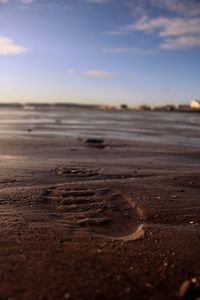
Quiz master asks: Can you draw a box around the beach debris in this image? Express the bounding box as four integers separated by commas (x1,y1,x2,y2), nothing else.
88,137,104,143
144,282,153,288
86,138,104,144
64,292,70,299
163,262,168,267
179,277,200,299
85,138,105,148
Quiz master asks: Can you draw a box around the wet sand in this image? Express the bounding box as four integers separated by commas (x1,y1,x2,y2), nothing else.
0,106,200,300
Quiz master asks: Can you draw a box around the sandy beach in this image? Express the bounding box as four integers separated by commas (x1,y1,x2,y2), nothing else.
0,106,200,300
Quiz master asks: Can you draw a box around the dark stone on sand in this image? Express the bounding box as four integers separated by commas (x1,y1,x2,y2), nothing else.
85,138,106,149
179,277,200,299
86,138,104,144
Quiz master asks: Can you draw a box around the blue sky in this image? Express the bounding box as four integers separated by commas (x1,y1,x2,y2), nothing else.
0,0,200,106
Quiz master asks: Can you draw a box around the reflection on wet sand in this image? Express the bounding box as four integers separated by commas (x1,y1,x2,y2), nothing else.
0,107,200,147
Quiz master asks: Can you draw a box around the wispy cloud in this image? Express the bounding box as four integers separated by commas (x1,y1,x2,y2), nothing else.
151,0,200,17
67,68,116,78
127,15,200,49
105,0,200,50
161,36,200,49
0,37,29,55
125,0,200,18
82,69,115,78
103,47,156,55
130,16,200,37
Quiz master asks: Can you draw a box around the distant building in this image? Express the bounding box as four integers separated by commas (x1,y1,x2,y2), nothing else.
0,103,23,108
190,99,200,109
178,104,190,110
139,105,152,111
120,104,129,110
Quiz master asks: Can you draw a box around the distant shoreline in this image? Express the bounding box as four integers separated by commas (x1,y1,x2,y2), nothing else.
0,102,199,113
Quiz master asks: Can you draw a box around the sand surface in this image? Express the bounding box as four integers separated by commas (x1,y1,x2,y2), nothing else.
0,107,200,300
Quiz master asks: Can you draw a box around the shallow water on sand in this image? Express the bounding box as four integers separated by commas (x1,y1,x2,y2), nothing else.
0,107,200,148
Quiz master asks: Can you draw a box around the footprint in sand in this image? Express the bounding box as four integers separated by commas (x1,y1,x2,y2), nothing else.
42,185,145,241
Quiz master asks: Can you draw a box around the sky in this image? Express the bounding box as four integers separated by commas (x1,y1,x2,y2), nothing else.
0,0,200,106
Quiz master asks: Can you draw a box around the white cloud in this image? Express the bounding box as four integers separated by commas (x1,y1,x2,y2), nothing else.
130,16,200,37
0,0,9,3
0,37,29,55
125,0,200,18
161,36,200,49
82,69,115,78
104,0,200,50
127,15,200,49
150,0,200,17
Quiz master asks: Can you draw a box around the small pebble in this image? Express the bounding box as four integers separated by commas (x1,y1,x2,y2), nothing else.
164,262,168,267
179,277,200,299
144,282,153,288
64,293,70,299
